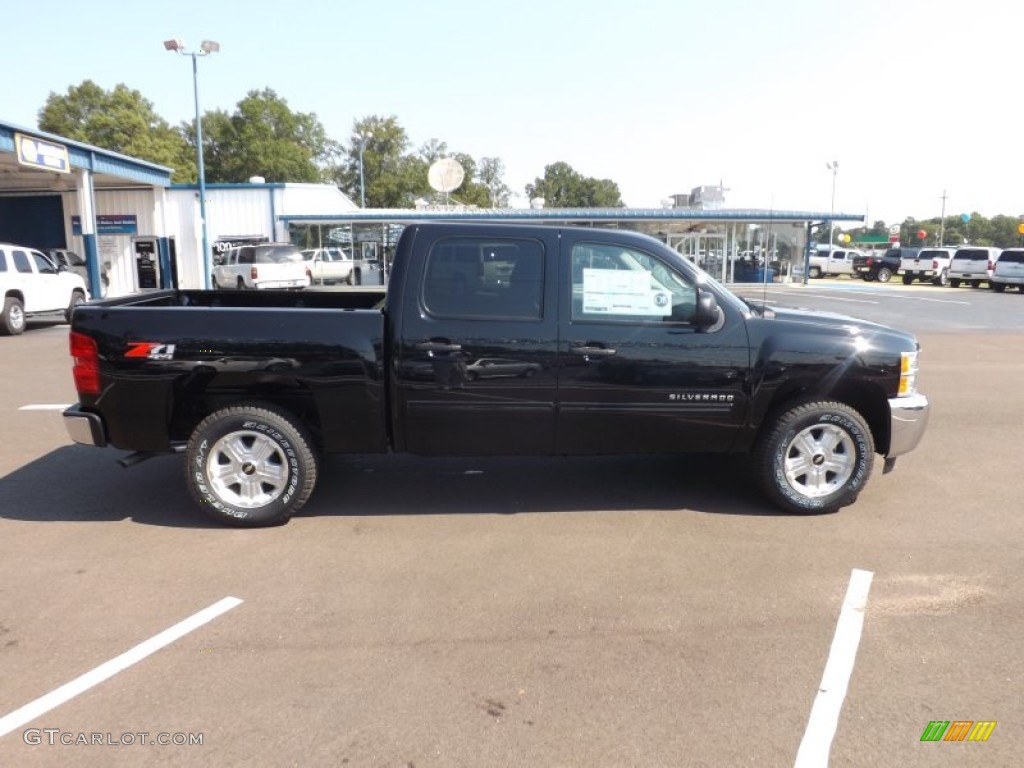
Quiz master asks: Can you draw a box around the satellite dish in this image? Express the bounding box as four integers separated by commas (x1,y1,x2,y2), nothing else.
428,158,465,194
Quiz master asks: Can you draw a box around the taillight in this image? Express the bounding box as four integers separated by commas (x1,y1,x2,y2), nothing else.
866,256,874,265
251,266,259,280
932,259,939,270
988,260,995,271
70,331,100,395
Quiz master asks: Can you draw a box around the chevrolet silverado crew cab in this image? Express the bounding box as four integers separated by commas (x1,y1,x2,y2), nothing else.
898,247,956,285
63,223,930,527
1,243,89,335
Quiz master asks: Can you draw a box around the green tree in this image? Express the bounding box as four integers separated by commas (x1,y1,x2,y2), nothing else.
525,161,623,207
38,80,196,182
196,88,333,183
330,116,434,208
477,157,511,208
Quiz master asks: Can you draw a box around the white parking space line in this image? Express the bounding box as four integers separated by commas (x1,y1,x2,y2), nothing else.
770,292,879,304
794,568,874,768
0,596,243,739
17,404,73,411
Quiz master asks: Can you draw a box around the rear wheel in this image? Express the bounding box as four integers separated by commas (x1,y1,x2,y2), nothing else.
808,266,821,279
970,280,981,288
933,270,949,287
185,403,318,527
754,401,874,514
2,296,26,335
902,274,913,285
65,290,86,323
237,277,247,290
949,278,961,288
876,267,893,283
992,282,1006,293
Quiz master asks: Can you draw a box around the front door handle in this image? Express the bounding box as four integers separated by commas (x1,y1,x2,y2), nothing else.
571,345,616,358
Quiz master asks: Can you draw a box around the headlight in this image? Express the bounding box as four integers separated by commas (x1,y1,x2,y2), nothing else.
898,349,919,396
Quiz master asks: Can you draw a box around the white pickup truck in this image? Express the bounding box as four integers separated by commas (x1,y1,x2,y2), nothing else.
807,247,863,278
1,242,89,334
899,247,955,285
300,248,355,285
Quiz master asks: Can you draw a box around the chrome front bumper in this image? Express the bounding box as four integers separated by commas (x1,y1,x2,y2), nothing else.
887,393,929,458
63,405,107,447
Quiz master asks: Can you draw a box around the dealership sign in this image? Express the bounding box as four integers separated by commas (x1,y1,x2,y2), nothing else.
72,215,139,235
15,133,70,173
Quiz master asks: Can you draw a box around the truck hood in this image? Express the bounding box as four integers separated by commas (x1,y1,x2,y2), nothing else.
752,304,917,347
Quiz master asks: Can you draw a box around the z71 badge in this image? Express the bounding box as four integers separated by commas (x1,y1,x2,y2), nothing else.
124,342,176,360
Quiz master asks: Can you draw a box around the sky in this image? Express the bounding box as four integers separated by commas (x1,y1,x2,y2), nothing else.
3,0,1021,226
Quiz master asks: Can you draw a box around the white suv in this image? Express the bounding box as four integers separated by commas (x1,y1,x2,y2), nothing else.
212,243,310,290
948,246,1001,288
1,243,89,335
990,248,1024,293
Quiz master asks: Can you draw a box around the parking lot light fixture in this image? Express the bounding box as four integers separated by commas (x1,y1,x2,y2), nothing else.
357,132,373,208
826,161,839,251
165,39,220,289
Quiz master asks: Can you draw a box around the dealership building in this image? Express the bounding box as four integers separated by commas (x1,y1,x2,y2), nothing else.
1,120,864,296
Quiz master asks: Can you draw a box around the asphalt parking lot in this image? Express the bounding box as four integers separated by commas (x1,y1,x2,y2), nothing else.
1,281,1021,767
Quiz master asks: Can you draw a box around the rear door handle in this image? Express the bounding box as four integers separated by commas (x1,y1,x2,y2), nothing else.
416,340,463,354
571,345,616,358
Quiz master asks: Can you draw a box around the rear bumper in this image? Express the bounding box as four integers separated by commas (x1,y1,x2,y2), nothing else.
63,405,107,447
887,393,929,458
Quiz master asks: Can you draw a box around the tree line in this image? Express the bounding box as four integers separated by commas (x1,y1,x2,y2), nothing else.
37,81,624,209
821,215,1024,250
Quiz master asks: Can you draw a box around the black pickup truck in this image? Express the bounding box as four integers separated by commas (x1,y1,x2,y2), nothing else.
64,222,929,526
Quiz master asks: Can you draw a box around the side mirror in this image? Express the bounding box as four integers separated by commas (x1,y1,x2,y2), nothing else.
694,290,721,329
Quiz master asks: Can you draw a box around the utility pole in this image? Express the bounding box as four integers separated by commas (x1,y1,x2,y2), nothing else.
939,189,948,246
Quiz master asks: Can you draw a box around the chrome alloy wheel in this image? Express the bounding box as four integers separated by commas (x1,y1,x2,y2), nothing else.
206,430,288,508
782,423,855,499
9,303,24,330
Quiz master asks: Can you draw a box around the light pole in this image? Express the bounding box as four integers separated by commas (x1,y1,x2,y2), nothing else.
356,132,373,208
164,38,219,289
826,160,838,251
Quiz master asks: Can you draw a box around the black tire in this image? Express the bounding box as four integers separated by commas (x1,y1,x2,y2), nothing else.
992,282,1006,293
66,290,86,323
351,269,361,286
949,278,961,288
970,281,980,288
185,403,318,527
876,267,893,283
237,277,247,290
1,296,26,336
808,267,821,279
754,401,874,514
902,274,913,285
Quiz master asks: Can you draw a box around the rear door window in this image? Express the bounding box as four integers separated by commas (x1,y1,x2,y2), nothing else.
13,250,32,273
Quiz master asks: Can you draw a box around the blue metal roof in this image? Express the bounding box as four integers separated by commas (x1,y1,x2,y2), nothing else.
0,119,173,187
280,207,864,224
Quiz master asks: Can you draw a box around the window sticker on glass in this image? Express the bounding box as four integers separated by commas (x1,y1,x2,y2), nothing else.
582,268,671,316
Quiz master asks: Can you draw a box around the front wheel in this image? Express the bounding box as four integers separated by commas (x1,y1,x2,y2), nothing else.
808,266,822,279
876,267,893,283
754,401,875,514
185,403,318,527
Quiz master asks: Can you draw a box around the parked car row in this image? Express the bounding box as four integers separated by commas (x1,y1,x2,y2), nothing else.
845,246,1024,292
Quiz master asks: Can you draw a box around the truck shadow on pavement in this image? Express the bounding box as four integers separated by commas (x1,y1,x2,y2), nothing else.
1,445,795,527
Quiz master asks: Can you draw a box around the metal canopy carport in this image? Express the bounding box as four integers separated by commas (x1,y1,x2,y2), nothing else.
0,119,173,293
